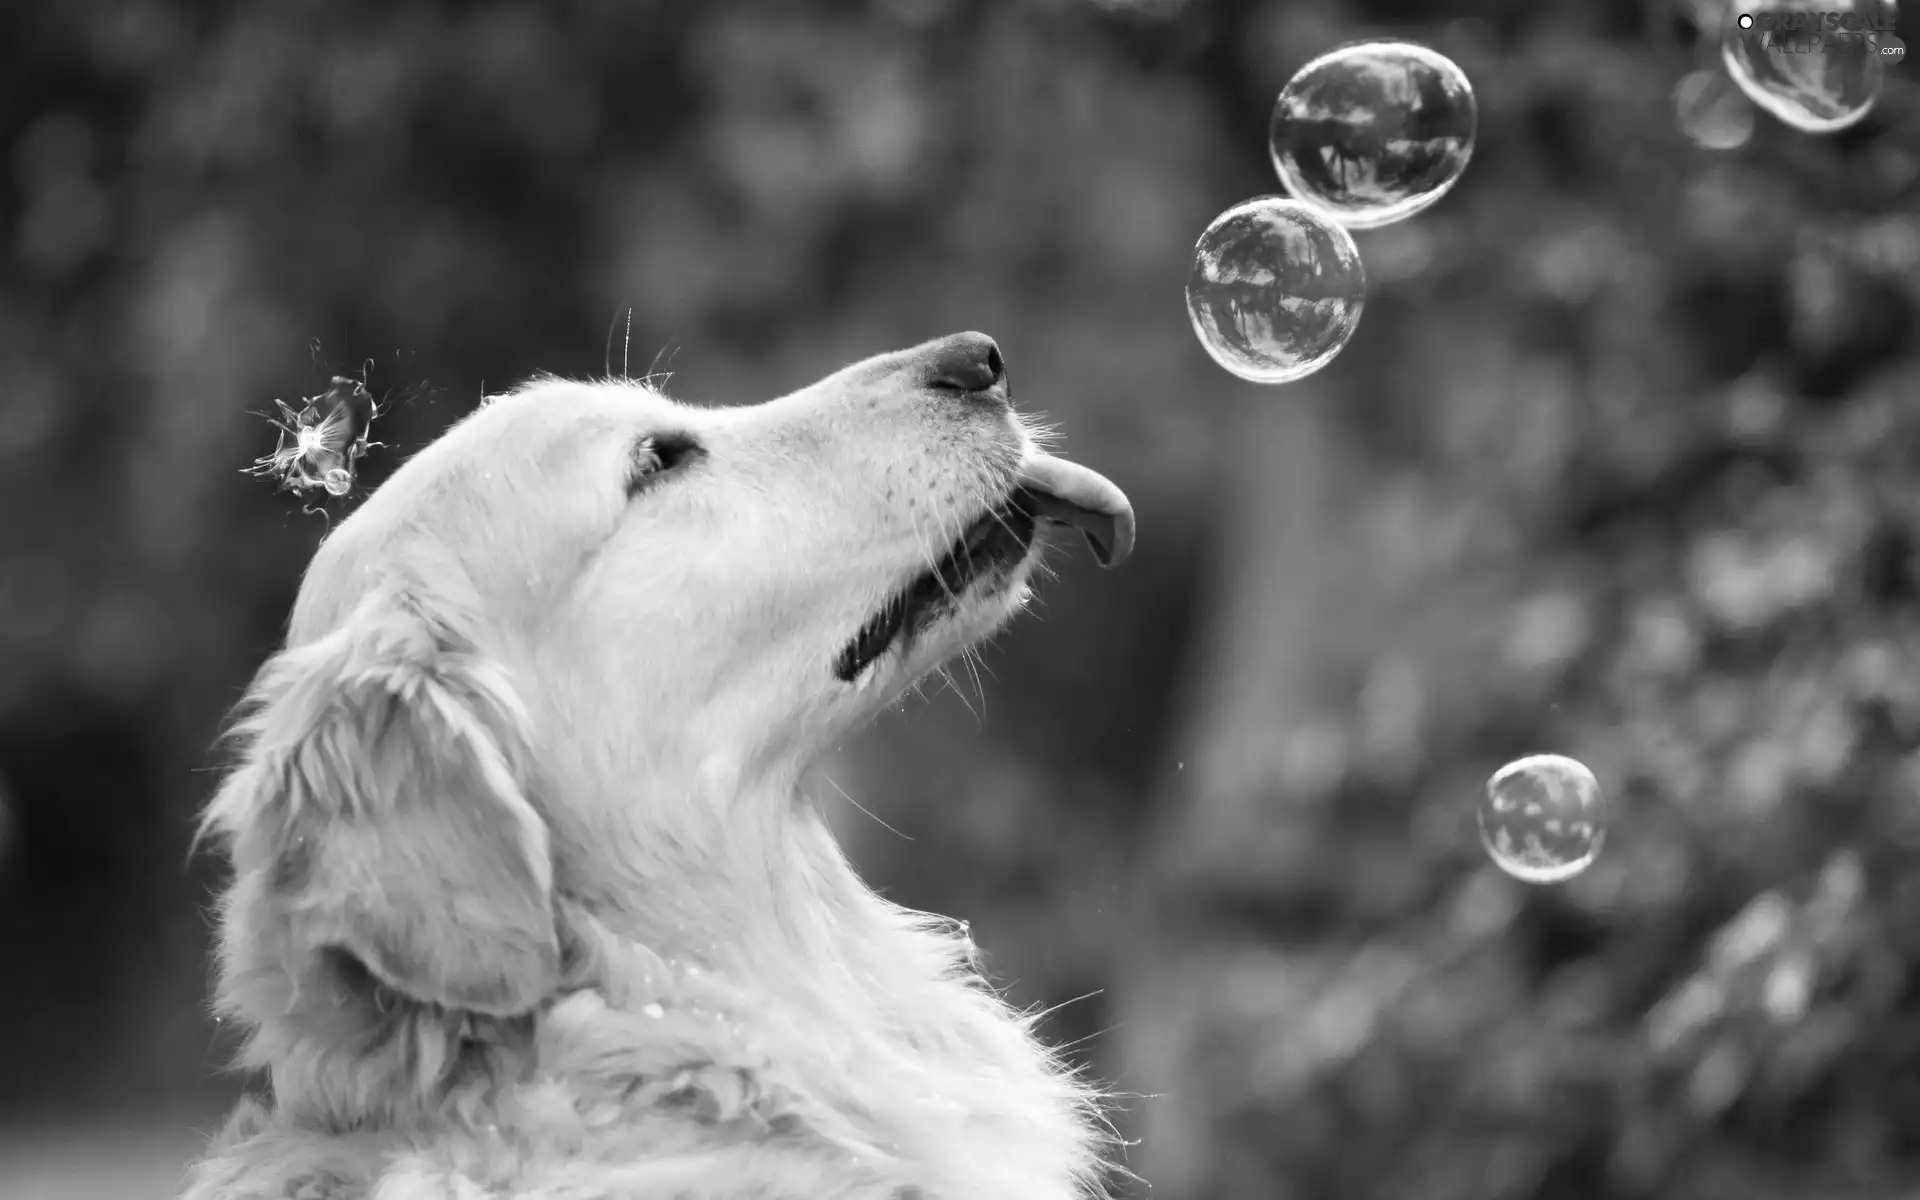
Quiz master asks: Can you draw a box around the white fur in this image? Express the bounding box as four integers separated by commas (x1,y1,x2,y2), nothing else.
184,341,1120,1200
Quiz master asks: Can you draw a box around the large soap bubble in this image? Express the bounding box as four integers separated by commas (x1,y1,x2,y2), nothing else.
1268,40,1477,230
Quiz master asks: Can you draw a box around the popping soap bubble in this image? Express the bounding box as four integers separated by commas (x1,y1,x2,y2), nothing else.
247,376,382,499
1478,753,1609,885
1268,40,1477,231
1722,0,1895,133
1186,196,1367,384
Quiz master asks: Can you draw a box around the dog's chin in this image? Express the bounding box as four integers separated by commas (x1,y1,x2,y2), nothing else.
831,499,1040,685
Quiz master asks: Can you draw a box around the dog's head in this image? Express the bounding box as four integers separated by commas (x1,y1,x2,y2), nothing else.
202,333,1131,1050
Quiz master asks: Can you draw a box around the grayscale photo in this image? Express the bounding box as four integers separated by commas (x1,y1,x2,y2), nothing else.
0,1,1915,1197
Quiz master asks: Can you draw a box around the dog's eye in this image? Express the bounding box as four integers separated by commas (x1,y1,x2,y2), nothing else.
626,431,705,497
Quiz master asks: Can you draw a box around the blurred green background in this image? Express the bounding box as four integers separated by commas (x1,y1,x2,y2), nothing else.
3,0,1919,1196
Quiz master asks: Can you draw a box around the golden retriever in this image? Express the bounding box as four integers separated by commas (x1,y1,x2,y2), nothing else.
182,333,1135,1200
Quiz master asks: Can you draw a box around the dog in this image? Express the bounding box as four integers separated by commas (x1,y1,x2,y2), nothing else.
182,332,1136,1200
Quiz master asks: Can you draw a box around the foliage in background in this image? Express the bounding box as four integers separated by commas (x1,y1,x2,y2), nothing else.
1,1,1917,1197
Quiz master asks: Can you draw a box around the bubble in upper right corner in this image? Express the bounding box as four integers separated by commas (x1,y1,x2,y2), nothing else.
1721,0,1894,134
1268,40,1478,231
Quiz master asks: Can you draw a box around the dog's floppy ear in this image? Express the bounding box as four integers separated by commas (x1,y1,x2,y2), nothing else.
203,577,560,1017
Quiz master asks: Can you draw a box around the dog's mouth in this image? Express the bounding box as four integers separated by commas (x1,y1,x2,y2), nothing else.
832,455,1135,682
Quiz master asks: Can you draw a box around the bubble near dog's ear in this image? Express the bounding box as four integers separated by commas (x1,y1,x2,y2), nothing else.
243,373,387,504
209,583,561,1018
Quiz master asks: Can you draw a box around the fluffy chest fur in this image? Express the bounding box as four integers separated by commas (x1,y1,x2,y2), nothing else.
186,866,1109,1200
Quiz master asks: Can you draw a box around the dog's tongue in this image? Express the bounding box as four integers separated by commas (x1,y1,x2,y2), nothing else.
1018,454,1136,568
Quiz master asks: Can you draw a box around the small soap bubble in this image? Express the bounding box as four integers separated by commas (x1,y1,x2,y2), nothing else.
1186,196,1367,385
1722,0,1893,133
1478,753,1609,885
1268,40,1477,231
322,468,352,496
1675,69,1756,151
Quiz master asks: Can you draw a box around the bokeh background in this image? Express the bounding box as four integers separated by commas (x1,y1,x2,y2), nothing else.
4,0,1920,1196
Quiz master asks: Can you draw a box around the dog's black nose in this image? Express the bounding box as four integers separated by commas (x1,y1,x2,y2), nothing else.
925,332,1006,394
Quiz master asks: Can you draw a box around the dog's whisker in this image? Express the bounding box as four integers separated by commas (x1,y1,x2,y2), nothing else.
1049,1018,1126,1056
646,340,676,383
820,773,912,842
913,502,963,606
959,647,990,716
1016,411,1065,454
941,663,983,727
1023,988,1108,1029
987,505,1024,545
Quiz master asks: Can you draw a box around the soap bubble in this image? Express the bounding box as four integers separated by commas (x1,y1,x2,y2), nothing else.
1478,754,1609,885
246,375,383,499
1675,69,1756,151
1722,0,1894,133
1185,196,1367,385
1268,40,1477,231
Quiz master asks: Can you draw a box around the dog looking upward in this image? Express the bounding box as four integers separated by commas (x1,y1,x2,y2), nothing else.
183,332,1136,1200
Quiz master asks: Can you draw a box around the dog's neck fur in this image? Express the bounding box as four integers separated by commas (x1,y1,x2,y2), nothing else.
220,769,1111,1200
